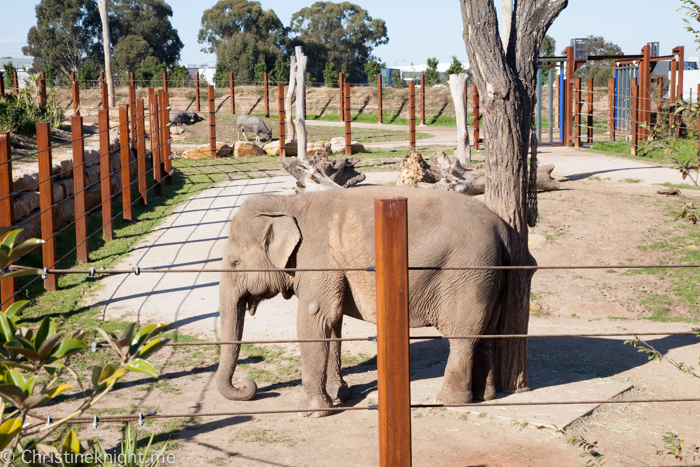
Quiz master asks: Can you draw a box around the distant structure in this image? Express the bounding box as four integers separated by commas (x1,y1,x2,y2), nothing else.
187,64,216,87
380,61,470,87
0,57,33,89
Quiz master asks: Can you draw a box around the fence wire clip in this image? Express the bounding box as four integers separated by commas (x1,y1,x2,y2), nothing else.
45,416,51,427
92,416,98,429
88,267,95,278
167,139,173,144
366,266,375,272
166,106,171,111
168,154,174,160
41,268,48,280
166,122,173,127
133,264,141,276
0,266,9,276
168,170,175,176
369,404,378,410
138,413,144,426
91,341,98,353
368,336,377,343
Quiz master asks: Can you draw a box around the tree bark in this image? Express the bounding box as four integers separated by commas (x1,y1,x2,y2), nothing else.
448,74,471,164
97,0,115,107
286,56,297,142
294,47,308,161
459,0,567,392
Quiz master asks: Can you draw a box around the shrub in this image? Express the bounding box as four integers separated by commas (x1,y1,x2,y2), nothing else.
323,62,337,87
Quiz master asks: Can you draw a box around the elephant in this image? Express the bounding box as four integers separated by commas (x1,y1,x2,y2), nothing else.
216,186,512,417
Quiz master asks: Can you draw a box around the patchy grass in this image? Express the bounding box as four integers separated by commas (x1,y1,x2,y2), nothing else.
591,138,697,166
230,428,301,447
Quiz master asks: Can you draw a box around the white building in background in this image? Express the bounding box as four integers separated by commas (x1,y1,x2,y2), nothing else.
187,64,216,87
380,61,470,87
0,57,34,89
653,57,700,103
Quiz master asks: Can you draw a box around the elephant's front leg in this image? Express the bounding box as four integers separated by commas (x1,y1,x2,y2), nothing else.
297,299,334,417
436,338,478,405
326,314,349,403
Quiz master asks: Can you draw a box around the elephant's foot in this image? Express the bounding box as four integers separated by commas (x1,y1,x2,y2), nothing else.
436,387,473,405
298,394,333,418
326,380,350,403
472,373,496,401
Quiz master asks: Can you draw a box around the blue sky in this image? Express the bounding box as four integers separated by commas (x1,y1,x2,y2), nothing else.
1,0,698,66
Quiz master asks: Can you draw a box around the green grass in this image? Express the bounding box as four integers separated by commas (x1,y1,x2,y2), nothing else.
591,138,698,165
307,111,464,127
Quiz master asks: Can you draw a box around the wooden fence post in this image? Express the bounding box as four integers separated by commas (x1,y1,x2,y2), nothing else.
195,72,201,111
631,78,638,156
574,78,582,147
230,72,235,114
473,83,480,151
339,73,345,121
100,72,108,110
264,72,269,118
587,79,594,144
344,82,351,156
420,74,426,126
670,59,677,136
377,73,383,124
0,133,16,309
163,72,168,91
208,86,217,159
697,84,700,154
71,116,88,263
409,81,416,149
608,78,616,141
118,105,132,222
158,90,169,184
71,72,80,116
98,110,113,240
37,123,58,291
374,196,412,467
162,90,172,185
278,83,286,157
39,72,47,113
13,71,18,94
128,83,136,150
130,72,135,88
135,99,147,206
149,90,162,196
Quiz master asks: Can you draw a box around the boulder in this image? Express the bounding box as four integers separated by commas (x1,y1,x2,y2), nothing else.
657,186,680,196
330,137,365,154
171,127,186,136
13,192,40,220
183,143,233,159
263,140,298,157
234,141,266,158
307,140,332,155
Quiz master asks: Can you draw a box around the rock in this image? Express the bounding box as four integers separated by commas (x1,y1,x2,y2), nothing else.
12,171,39,193
685,202,696,210
307,141,331,155
56,199,75,230
233,141,265,158
183,143,233,159
330,137,365,154
529,302,541,312
657,186,679,196
263,140,297,157
12,192,40,220
55,179,74,201
171,127,186,135
396,150,436,185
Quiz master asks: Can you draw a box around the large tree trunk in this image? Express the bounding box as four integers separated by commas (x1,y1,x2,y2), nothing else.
459,0,567,392
294,47,308,161
447,74,471,164
97,0,115,107
286,56,297,142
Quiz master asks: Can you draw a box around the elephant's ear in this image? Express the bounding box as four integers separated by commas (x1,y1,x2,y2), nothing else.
259,213,301,269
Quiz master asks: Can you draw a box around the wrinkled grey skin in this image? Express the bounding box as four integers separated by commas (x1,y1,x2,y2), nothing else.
169,111,204,125
236,115,272,143
217,186,511,417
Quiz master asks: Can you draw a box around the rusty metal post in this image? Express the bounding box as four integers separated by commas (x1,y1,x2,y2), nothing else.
130,72,135,88
230,72,235,114
135,99,147,206
377,73,383,124
409,81,416,149
71,116,88,263
697,84,700,154
574,78,582,147
670,59,677,135
0,133,16,309
128,83,136,150
208,85,217,159
640,45,651,142
564,46,574,147
195,72,201,111
608,78,616,141
587,79,594,143
148,90,162,196
158,90,169,184
97,110,113,240
162,71,168,91
163,90,172,185
39,72,47,113
37,123,58,291
339,73,345,121
71,72,80,116
676,46,685,101
374,196,412,467
344,82,351,155
100,72,108,110
420,74,426,126
264,72,269,118
631,78,639,156
278,83,286,157
118,105,132,222
13,71,18,94
0,73,4,95
473,83,480,150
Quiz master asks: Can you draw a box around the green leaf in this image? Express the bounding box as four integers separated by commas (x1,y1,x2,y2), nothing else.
0,230,22,254
42,383,74,399
0,313,16,343
35,318,56,350
7,238,44,261
132,324,169,353
0,384,26,407
62,429,81,455
96,327,123,357
126,358,159,378
135,337,169,360
37,332,64,360
0,268,44,279
94,364,127,387
23,394,49,409
48,338,87,360
3,300,29,320
5,346,41,363
0,416,22,451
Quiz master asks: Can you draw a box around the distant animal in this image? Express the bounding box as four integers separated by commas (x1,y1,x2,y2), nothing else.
236,115,272,144
169,111,204,125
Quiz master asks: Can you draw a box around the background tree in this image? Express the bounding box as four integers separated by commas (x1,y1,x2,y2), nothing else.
539,35,556,81
214,33,283,83
254,62,267,84
323,61,338,87
135,55,166,87
2,62,17,83
446,55,466,76
270,60,289,84
570,35,622,87
459,0,568,393
97,0,115,106
23,0,101,79
390,69,405,88
112,34,152,76
424,57,440,86
363,57,384,84
290,1,388,83
680,0,700,49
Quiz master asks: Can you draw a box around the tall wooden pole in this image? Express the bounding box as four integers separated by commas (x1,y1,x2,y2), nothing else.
472,83,480,150
574,78,582,147
195,72,201,111
409,81,416,149
208,85,217,159
13,71,18,94
377,73,383,124
135,99,147,206
608,78,616,142
37,123,57,291
587,79,593,144
278,83,286,157
39,72,47,113
118,104,132,222
100,72,108,110
0,133,16,309
71,115,88,263
344,82,351,156
631,78,639,156
98,110,113,240
339,73,345,121
420,74,426,126
374,196,412,467
71,72,80,116
163,91,172,185
148,90,162,196
230,72,235,114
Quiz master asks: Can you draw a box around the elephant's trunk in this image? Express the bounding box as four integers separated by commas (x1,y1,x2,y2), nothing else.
216,296,258,401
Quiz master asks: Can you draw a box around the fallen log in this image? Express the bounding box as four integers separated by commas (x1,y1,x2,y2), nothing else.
280,153,366,192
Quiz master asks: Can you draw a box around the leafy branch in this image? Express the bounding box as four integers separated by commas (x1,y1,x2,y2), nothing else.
624,330,700,379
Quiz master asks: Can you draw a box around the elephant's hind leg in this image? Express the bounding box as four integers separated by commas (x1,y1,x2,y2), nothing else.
435,338,478,405
326,314,350,403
